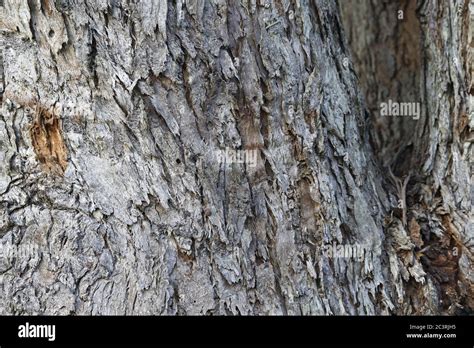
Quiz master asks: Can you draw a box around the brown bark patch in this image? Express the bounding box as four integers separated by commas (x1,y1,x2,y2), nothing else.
30,106,68,175
419,215,463,312
408,217,423,249
40,0,54,16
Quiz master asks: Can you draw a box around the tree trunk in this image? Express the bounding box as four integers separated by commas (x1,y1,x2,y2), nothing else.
0,0,471,315
340,0,473,314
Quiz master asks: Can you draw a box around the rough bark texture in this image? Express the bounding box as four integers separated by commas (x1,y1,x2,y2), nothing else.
0,0,471,315
341,0,473,314
340,0,422,166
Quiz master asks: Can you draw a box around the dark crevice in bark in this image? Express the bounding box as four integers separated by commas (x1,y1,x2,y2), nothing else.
26,0,38,41
341,0,422,178
88,29,99,87
341,0,473,315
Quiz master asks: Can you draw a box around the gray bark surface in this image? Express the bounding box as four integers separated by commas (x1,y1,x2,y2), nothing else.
0,0,471,315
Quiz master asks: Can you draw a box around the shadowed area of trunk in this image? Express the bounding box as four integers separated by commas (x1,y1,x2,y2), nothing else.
340,0,473,314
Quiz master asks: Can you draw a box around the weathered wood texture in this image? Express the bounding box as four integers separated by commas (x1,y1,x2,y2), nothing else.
340,0,421,167
0,0,471,315
341,0,473,314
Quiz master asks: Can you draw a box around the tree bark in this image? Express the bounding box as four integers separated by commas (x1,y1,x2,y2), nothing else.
340,0,473,314
0,0,471,315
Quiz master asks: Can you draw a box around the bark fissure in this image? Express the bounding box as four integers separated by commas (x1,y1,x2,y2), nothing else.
341,0,473,314
0,0,471,315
